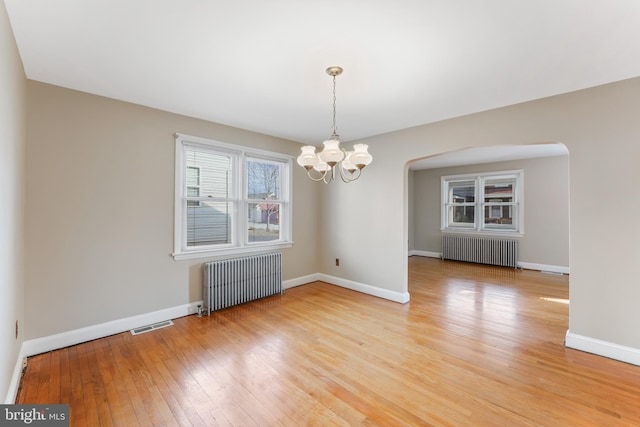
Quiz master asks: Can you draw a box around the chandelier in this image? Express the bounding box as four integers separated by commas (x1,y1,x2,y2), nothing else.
296,66,373,183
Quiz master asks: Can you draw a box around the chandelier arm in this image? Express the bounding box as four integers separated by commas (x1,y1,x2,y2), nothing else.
338,165,362,183
306,167,336,183
322,167,334,184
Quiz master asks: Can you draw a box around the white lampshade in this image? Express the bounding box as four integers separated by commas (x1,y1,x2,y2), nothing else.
341,151,357,172
318,139,345,164
349,144,373,168
297,146,319,168
313,160,330,172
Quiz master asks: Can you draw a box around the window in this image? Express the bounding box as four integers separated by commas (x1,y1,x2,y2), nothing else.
442,170,523,235
174,134,292,260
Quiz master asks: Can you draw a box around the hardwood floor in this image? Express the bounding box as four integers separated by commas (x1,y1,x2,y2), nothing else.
16,257,640,426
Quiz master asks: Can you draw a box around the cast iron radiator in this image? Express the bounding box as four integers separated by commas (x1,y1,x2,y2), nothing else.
442,235,518,268
202,252,282,315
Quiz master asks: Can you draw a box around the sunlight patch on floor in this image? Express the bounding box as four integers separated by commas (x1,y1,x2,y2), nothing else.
540,297,569,305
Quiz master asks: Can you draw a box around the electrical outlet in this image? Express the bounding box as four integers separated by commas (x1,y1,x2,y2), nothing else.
335,258,340,267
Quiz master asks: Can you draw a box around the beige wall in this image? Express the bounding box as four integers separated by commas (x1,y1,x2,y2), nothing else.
0,0,26,402
24,81,320,340
411,155,570,269
322,77,640,350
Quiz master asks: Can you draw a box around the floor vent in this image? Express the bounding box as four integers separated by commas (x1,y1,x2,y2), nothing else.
130,320,174,336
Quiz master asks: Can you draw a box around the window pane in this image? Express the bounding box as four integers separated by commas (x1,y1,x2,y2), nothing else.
449,181,475,203
187,201,232,246
448,205,475,226
185,149,232,198
484,205,515,228
247,158,281,200
186,166,200,186
247,202,280,242
484,178,515,203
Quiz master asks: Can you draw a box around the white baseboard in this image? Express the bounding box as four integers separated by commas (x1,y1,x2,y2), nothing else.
409,250,442,258
284,273,409,303
19,270,409,359
5,347,26,404
408,252,570,275
565,330,640,366
318,273,410,304
283,273,322,289
22,301,203,358
18,269,410,357
518,262,569,275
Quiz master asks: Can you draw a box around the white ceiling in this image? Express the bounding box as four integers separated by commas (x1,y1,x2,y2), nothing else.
5,1,640,146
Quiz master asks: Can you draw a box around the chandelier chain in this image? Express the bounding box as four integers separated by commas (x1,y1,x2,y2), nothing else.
332,74,337,136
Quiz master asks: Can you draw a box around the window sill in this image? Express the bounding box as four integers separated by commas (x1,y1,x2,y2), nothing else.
173,241,293,261
441,229,524,238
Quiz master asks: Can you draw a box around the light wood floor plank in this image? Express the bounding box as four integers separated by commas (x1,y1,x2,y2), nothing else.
16,257,640,426
76,341,109,426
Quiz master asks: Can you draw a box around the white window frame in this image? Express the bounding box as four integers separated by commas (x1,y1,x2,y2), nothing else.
441,170,524,236
173,133,293,260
